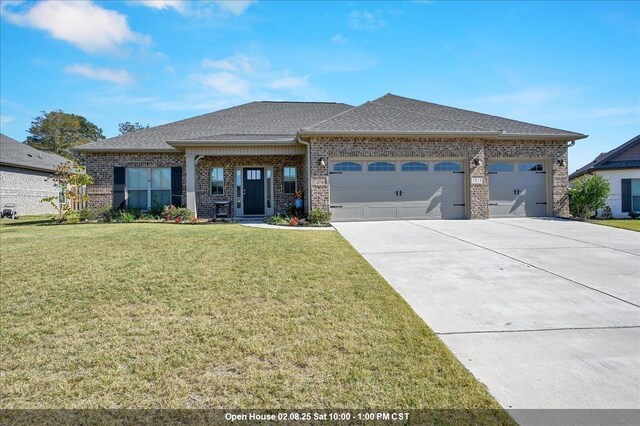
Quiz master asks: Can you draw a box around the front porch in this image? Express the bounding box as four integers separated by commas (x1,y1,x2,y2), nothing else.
186,152,305,219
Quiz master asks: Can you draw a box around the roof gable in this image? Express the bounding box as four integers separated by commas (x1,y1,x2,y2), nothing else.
304,93,585,138
74,101,353,152
0,133,68,172
569,134,640,180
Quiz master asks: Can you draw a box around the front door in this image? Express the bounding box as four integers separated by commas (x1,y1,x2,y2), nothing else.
243,168,265,215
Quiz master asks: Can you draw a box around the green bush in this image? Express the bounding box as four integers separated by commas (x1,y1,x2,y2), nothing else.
307,209,332,226
265,214,291,226
569,175,611,219
162,205,194,222
118,212,136,223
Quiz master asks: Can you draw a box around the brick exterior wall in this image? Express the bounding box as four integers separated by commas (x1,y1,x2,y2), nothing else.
307,136,569,219
0,165,59,215
83,153,186,209
83,138,569,220
195,155,305,218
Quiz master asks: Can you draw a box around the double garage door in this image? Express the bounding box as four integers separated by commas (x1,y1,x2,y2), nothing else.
329,158,549,221
329,159,466,221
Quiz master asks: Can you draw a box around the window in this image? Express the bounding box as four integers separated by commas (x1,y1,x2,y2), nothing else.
126,168,171,210
211,167,224,195
368,161,395,172
236,169,242,209
401,162,428,172
333,161,361,172
632,179,640,212
247,169,261,180
488,162,514,172
284,166,296,194
266,169,273,209
434,161,462,172
150,168,171,208
519,162,544,172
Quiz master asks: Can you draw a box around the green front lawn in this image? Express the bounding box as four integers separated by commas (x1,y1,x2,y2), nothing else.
590,219,640,232
0,221,510,422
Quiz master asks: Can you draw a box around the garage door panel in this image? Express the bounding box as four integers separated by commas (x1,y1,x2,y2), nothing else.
489,161,547,218
329,159,466,221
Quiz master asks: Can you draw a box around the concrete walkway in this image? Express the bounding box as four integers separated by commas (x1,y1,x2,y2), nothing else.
333,218,640,424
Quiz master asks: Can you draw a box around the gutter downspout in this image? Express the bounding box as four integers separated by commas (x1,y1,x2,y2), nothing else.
297,134,312,213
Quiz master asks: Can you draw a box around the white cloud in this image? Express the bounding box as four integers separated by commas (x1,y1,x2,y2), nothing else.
2,1,149,54
331,34,347,44
135,1,188,13
0,115,15,126
133,0,254,17
214,0,255,16
193,72,250,97
201,55,255,73
64,64,135,85
191,53,311,100
268,76,308,90
348,10,387,30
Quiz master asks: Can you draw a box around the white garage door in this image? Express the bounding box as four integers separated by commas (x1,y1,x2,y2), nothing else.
488,160,548,217
329,159,465,221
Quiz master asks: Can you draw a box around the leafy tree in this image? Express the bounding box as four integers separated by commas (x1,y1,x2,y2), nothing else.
569,174,611,219
26,110,105,159
119,121,149,135
41,162,94,223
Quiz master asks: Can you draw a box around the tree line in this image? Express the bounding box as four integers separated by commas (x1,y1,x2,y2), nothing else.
23,110,148,161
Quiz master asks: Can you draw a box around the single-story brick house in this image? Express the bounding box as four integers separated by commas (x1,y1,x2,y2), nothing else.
0,133,68,215
569,134,640,218
73,94,586,221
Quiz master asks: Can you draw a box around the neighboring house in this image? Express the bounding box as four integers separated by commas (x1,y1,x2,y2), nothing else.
0,133,68,215
73,94,586,221
569,135,640,218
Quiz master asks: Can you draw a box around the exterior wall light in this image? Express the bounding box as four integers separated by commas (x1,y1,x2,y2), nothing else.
472,158,480,166
318,158,326,166
557,159,565,167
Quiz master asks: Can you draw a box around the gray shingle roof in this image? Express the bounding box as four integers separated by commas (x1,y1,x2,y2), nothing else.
74,101,353,152
0,133,69,172
304,93,586,138
569,134,640,180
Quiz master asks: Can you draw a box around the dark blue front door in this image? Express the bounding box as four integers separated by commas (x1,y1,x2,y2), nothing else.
243,168,265,215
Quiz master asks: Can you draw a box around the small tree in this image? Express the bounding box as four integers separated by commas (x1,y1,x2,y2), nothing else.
118,121,149,135
42,163,94,223
568,174,611,219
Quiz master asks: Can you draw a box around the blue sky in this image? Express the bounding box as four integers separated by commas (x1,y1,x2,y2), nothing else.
1,0,638,172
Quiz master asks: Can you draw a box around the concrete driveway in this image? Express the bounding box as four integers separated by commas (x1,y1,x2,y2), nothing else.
333,218,640,423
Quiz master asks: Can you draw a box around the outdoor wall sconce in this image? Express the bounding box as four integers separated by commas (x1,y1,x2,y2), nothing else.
318,158,326,166
472,158,481,166
557,159,565,167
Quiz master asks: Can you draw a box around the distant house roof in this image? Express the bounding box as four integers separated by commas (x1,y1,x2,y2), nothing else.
73,94,586,153
0,133,69,172
569,134,640,180
73,101,353,152
301,94,586,139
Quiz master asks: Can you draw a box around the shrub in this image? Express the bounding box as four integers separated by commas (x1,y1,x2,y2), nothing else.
289,216,300,226
598,205,613,220
630,211,640,219
568,175,611,219
162,205,194,222
118,212,136,223
307,209,331,226
265,214,291,226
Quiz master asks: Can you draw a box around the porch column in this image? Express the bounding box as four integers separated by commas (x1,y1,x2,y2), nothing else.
186,153,197,216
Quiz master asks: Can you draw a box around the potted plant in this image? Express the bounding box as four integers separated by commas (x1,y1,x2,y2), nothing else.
294,189,304,210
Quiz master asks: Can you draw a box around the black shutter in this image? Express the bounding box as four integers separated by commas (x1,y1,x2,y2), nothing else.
621,179,631,213
113,167,126,210
171,166,183,206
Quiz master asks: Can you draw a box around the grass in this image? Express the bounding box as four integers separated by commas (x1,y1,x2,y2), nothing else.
590,219,640,232
0,220,512,423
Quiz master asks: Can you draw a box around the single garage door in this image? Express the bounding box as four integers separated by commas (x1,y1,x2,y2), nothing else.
329,159,465,221
488,160,548,217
